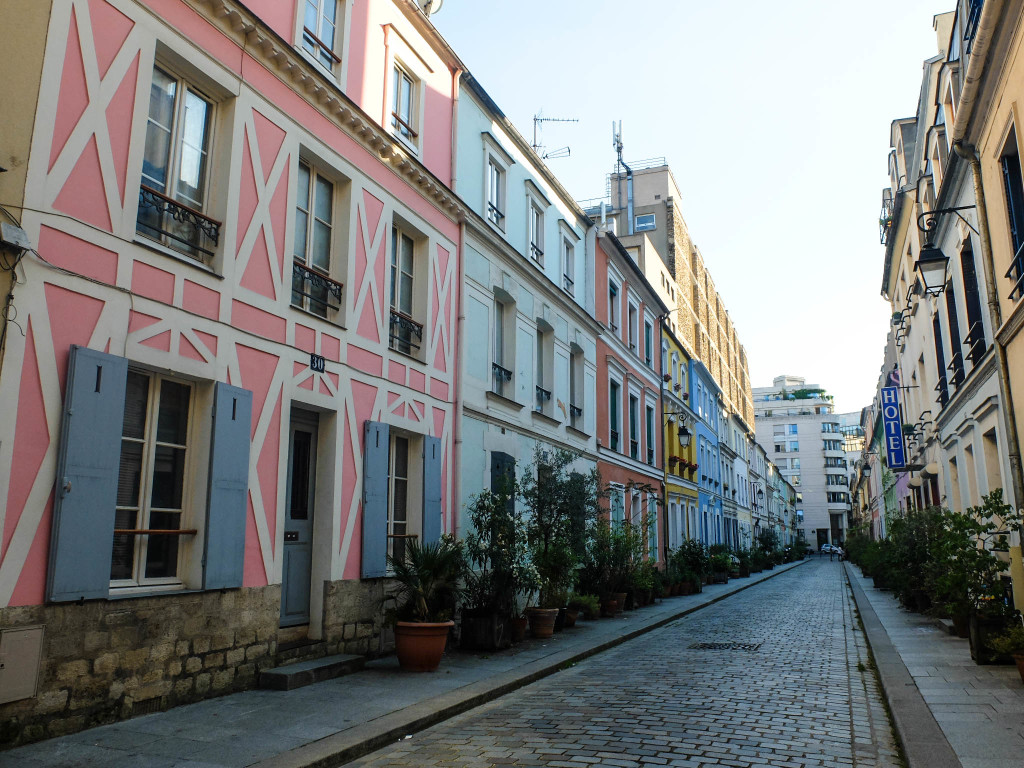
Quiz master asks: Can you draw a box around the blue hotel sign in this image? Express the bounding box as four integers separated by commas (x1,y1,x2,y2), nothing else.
881,387,906,469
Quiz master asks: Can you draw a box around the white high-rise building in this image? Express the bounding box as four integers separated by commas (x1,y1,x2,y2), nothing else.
753,375,850,547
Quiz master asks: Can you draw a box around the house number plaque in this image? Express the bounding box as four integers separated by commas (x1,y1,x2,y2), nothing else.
310,353,326,373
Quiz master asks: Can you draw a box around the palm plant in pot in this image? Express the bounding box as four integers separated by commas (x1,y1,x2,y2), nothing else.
387,535,465,672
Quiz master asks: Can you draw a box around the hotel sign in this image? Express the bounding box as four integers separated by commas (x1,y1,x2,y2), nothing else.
881,387,906,469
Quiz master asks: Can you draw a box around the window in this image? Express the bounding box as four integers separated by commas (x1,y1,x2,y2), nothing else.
645,404,655,465
389,226,421,355
569,348,583,429
387,434,413,565
492,298,513,397
960,242,986,364
610,485,625,524
112,372,192,585
302,0,341,70
1002,127,1024,299
628,302,639,353
789,441,799,452
787,424,798,435
644,319,654,367
529,201,544,264
138,65,219,261
391,64,418,149
608,280,619,331
487,157,505,228
609,380,620,451
292,161,342,318
635,213,656,232
562,236,575,294
535,328,552,415
629,394,639,460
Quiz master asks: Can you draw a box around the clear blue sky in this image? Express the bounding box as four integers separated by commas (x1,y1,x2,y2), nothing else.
432,0,946,413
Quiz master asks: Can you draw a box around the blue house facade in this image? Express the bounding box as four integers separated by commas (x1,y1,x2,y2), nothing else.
691,359,723,545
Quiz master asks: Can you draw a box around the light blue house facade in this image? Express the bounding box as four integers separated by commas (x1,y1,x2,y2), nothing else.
691,359,723,545
454,75,600,523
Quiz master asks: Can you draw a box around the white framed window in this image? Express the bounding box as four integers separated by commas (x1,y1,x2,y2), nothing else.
569,345,584,429
301,0,342,71
487,157,505,228
635,213,656,232
386,433,422,567
292,160,342,318
609,484,625,524
559,221,579,296
643,317,654,367
389,224,422,356
528,200,544,264
627,300,639,354
609,377,621,452
629,393,639,460
138,65,217,262
391,63,418,149
112,372,193,587
608,279,620,332
645,403,656,465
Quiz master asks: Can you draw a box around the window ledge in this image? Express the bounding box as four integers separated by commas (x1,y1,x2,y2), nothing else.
531,409,561,427
485,390,524,410
566,425,591,439
289,303,347,331
106,584,210,600
133,236,223,279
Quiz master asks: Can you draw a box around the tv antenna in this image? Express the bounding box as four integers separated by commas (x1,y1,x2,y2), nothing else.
532,111,578,160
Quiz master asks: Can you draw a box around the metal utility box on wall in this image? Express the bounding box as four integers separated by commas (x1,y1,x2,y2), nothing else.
0,626,44,704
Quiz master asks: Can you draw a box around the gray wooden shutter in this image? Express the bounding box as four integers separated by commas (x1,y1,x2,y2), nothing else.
46,346,128,602
422,436,442,545
203,382,253,590
361,421,389,578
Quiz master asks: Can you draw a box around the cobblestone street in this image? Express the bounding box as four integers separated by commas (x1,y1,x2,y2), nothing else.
350,560,900,768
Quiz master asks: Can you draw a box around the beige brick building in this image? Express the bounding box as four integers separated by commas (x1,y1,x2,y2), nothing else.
590,162,754,427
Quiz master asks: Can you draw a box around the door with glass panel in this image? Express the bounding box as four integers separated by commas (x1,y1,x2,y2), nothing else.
281,410,318,627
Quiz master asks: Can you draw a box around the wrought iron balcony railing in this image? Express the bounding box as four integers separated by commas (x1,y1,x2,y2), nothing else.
530,243,544,263
610,429,619,452
302,26,341,68
630,439,639,460
292,261,343,317
535,385,551,412
963,321,987,366
569,403,583,429
947,353,965,388
935,375,949,408
1005,240,1024,300
492,362,513,397
563,274,574,293
137,184,221,261
879,189,894,245
646,447,655,465
389,309,423,355
487,202,504,226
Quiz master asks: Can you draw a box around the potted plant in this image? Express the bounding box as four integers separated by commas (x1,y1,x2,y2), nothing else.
988,618,1024,682
519,448,601,637
387,535,465,672
568,592,600,620
709,551,731,583
460,477,530,651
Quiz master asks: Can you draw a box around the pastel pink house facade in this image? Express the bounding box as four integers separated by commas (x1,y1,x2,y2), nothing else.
0,0,464,743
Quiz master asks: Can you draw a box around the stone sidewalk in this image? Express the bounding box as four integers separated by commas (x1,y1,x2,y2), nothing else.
1,560,807,768
846,563,1024,768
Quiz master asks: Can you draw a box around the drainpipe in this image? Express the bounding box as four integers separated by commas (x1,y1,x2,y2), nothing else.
953,140,1024,608
658,314,670,554
451,67,464,538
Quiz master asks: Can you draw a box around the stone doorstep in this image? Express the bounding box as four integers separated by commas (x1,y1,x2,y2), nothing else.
933,617,957,636
259,654,366,691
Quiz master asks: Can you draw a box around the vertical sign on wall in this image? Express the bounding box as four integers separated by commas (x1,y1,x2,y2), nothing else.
880,387,906,469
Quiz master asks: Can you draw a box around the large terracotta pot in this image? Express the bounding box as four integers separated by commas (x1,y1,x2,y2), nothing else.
563,607,579,628
600,598,619,617
1014,654,1024,684
510,615,528,643
526,607,559,638
394,621,453,672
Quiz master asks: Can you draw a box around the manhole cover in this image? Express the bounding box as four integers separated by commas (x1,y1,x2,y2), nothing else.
687,641,762,651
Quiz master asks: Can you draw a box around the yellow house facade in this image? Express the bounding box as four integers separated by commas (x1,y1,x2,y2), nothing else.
662,325,699,548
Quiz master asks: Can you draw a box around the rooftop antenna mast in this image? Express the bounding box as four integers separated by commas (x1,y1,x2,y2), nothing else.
613,120,634,235
532,111,578,159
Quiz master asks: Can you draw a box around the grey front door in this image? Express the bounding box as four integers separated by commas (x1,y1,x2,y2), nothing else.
281,410,318,627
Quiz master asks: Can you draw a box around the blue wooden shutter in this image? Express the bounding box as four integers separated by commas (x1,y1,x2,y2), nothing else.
361,421,389,578
46,346,128,602
203,382,253,590
422,436,442,545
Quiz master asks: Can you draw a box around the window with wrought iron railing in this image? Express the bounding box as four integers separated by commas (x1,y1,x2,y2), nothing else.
492,362,513,398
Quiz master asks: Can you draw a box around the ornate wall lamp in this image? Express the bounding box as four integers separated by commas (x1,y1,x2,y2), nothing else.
914,206,978,296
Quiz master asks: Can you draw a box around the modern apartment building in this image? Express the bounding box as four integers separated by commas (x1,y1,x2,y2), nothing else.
753,375,849,547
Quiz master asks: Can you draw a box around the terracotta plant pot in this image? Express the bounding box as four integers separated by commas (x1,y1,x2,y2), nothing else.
526,607,559,638
601,598,620,617
612,592,628,613
1014,653,1024,684
394,621,454,672
510,615,528,643
563,607,579,628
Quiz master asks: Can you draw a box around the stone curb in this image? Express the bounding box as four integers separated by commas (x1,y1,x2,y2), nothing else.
255,558,809,768
843,562,962,768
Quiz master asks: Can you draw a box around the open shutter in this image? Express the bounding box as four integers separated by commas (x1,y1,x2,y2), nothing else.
203,382,253,590
46,346,128,602
361,421,389,578
422,436,442,545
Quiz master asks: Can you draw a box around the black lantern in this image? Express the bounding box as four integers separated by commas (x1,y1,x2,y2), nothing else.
914,244,949,296
862,464,872,478
678,425,692,448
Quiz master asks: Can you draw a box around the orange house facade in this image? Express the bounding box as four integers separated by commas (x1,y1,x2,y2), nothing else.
594,232,668,559
0,0,465,743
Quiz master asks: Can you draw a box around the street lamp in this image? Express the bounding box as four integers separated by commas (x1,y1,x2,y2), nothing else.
861,464,871,478
678,425,692,448
914,245,950,297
